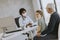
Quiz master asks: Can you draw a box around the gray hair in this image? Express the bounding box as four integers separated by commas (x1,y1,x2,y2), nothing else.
46,3,55,11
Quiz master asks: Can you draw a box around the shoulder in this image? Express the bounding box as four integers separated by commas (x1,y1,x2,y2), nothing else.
40,17,45,22
41,17,46,25
26,16,31,19
53,12,59,17
52,12,59,19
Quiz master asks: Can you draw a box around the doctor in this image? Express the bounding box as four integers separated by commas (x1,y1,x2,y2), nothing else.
19,8,33,40
19,8,33,29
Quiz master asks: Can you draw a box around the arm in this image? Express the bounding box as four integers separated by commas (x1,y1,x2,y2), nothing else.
26,16,34,27
19,18,24,28
46,14,58,34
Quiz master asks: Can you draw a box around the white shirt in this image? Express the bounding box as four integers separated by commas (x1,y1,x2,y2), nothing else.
19,16,33,29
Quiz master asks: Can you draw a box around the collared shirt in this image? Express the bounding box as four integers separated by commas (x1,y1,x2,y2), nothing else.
19,16,33,29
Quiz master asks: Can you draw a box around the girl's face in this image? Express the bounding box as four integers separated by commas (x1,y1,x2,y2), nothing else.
35,12,41,20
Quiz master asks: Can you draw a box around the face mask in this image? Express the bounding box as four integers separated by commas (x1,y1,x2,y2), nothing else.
22,13,27,17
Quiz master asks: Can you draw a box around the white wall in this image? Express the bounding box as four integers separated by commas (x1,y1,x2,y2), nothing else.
32,0,41,12
55,0,60,15
0,0,35,21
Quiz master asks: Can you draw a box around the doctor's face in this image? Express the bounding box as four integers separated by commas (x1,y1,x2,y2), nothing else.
22,11,27,17
35,12,41,20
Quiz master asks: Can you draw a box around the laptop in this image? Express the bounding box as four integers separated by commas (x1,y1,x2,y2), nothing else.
0,16,21,34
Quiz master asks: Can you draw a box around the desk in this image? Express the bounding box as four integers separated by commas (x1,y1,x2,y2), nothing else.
2,26,37,40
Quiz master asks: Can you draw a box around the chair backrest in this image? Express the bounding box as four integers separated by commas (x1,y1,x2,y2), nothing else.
0,16,17,33
15,17,20,28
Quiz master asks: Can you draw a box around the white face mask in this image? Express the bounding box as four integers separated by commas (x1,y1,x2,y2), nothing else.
22,13,27,17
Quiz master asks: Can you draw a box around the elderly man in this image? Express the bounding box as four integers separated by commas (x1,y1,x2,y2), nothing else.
41,3,60,39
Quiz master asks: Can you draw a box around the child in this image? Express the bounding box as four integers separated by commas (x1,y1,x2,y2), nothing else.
33,10,46,40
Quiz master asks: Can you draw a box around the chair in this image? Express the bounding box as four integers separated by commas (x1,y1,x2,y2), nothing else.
15,17,20,28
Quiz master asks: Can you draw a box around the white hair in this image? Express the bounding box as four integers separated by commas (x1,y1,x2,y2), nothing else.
46,3,55,11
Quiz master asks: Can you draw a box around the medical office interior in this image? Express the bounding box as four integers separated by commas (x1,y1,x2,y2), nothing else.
0,0,60,40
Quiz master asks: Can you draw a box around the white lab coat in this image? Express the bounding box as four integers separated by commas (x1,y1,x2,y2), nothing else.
19,16,34,39
19,16,33,29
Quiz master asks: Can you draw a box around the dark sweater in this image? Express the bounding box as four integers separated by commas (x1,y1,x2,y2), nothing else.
42,12,60,35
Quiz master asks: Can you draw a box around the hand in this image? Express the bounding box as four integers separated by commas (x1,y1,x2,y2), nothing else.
26,23,32,28
40,34,47,37
37,25,41,32
36,25,41,37
36,31,41,37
